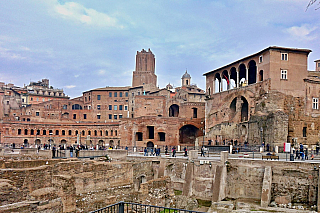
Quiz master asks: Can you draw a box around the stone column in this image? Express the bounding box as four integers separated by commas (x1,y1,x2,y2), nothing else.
189,150,198,160
236,71,239,88
261,166,272,207
246,68,249,85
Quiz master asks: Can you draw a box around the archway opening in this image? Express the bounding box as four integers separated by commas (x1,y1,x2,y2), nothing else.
222,70,229,91
179,125,199,145
239,64,246,86
248,60,257,84
169,104,179,117
230,67,237,89
241,96,249,122
230,98,237,118
23,139,29,147
214,73,221,93
147,141,154,147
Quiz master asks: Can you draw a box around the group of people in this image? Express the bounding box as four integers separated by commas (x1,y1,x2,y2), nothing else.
293,143,314,160
144,147,161,156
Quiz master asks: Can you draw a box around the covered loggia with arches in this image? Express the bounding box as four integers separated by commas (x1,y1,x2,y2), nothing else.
179,124,199,145
208,58,263,95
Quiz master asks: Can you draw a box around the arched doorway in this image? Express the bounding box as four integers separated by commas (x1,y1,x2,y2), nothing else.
241,97,249,122
109,140,114,148
23,139,29,148
169,104,179,117
230,67,237,89
35,139,41,146
147,141,154,147
215,73,221,93
179,125,199,144
222,70,229,91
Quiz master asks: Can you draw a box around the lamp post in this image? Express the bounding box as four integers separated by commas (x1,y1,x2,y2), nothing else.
203,129,205,147
260,127,263,149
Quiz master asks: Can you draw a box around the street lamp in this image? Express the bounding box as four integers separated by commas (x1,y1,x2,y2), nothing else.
260,127,263,147
202,129,205,147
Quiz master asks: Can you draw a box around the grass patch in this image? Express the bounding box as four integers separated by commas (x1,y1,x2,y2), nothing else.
174,190,182,195
196,199,212,207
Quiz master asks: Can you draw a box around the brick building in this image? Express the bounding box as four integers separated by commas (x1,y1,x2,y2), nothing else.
0,49,205,148
204,46,320,148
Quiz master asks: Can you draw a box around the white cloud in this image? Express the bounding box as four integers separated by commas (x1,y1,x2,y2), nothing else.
286,24,317,41
54,1,123,28
74,74,79,78
0,46,26,60
65,85,76,89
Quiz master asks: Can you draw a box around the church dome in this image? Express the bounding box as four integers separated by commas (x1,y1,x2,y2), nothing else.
182,70,191,79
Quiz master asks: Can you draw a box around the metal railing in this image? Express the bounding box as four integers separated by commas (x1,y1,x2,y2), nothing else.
90,201,205,213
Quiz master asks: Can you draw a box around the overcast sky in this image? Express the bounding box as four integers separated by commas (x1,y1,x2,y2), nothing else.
0,0,319,98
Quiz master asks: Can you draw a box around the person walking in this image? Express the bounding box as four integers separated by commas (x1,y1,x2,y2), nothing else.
52,146,56,158
172,146,176,157
201,146,205,157
184,147,188,157
70,146,74,158
144,147,148,156
165,145,168,155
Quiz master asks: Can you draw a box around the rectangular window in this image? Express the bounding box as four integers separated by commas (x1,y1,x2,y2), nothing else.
125,92,128,97
114,105,117,110
114,114,117,119
73,114,76,119
147,126,154,139
281,69,287,80
84,114,87,119
97,95,101,100
109,92,112,97
313,98,319,109
63,105,67,109
97,114,101,119
109,114,112,119
259,55,263,63
42,98,45,102
119,105,123,110
138,92,140,95
36,112,39,116
124,105,128,111
303,127,307,137
318,62,320,67
109,105,112,110
97,105,101,110
281,53,288,61
119,92,122,97
37,98,39,101
114,92,117,97
119,114,123,119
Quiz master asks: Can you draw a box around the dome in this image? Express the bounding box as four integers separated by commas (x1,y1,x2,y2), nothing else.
182,70,191,79
166,83,173,89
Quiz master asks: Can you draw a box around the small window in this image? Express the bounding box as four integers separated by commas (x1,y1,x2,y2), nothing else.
73,114,76,119
138,92,140,95
281,69,287,80
119,105,123,110
259,55,263,63
62,130,65,135
97,105,101,110
119,92,122,97
84,114,87,119
114,105,117,110
109,92,112,97
281,53,288,61
313,98,319,109
97,95,101,100
114,92,117,97
124,105,128,111
36,112,40,116
114,114,117,119
63,105,67,109
68,130,72,135
125,92,128,97
18,129,22,135
88,105,91,109
318,62,320,67
119,114,123,119
109,105,112,110
97,114,101,119
109,114,112,119
55,130,59,135
43,130,46,135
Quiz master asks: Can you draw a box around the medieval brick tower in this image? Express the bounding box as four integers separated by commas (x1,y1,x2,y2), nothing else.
132,49,157,89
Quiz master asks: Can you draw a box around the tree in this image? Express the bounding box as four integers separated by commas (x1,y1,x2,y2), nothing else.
306,0,320,11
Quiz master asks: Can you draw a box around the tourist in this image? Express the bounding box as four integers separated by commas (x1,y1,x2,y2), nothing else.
305,148,309,160
201,146,205,157
184,147,188,157
144,147,148,156
70,146,74,158
52,146,56,158
172,146,176,157
165,145,168,155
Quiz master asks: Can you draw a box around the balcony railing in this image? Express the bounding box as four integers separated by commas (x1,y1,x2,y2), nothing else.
89,201,205,213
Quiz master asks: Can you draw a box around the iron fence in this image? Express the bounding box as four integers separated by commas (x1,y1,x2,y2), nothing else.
90,201,205,213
